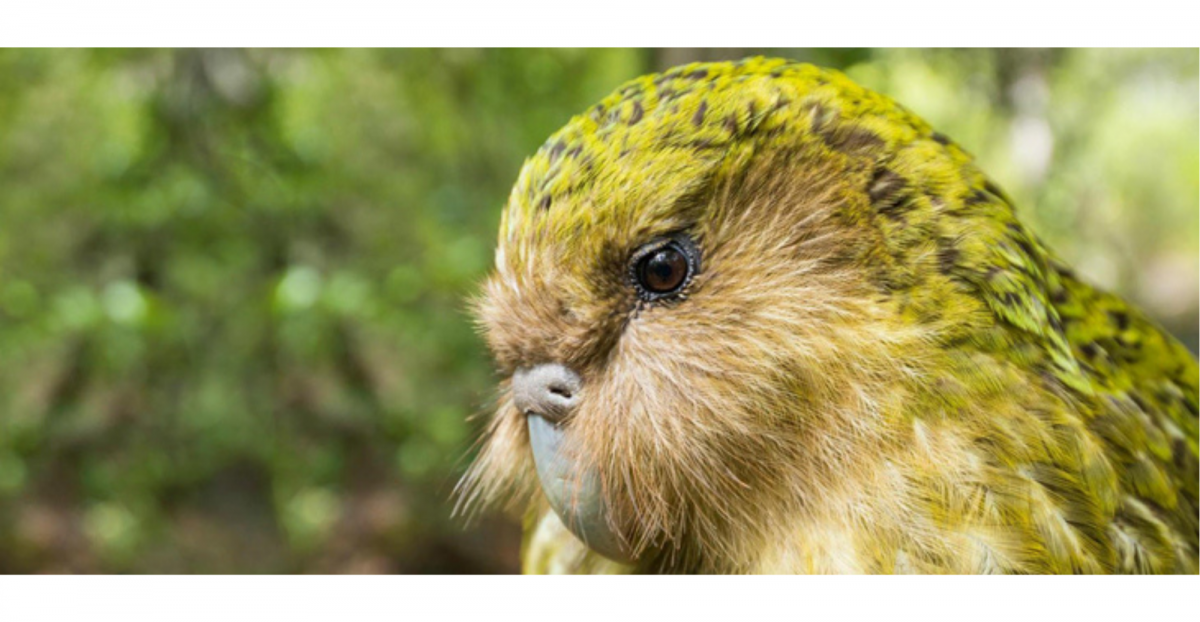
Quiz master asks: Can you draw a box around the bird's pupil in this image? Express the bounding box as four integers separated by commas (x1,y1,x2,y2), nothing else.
641,247,688,293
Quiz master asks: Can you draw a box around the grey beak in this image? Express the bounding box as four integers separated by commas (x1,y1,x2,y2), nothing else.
526,413,634,564
514,363,634,564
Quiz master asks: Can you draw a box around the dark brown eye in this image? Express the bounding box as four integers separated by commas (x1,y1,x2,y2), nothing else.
630,237,698,301
638,247,688,293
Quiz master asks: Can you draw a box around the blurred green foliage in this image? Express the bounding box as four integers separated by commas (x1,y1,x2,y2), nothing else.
0,49,1195,573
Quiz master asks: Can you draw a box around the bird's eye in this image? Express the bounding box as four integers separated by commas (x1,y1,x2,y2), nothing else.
639,247,688,293
630,236,699,301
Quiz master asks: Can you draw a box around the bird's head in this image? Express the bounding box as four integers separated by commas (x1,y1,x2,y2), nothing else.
459,58,1003,569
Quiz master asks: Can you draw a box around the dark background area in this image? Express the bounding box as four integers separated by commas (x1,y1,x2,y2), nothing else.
0,48,1195,573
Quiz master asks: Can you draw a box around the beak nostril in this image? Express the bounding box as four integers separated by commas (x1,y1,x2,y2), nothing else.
548,385,572,399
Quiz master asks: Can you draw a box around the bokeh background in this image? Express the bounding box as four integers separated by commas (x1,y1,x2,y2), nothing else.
0,48,1196,573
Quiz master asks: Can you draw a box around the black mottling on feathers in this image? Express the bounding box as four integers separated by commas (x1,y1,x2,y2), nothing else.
1109,310,1131,331
818,124,884,154
764,122,789,140
879,194,918,220
984,180,1010,205
1173,438,1193,469
868,168,907,204
965,189,991,206
1006,226,1038,260
723,113,739,135
629,100,644,125
807,102,829,132
937,245,961,275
